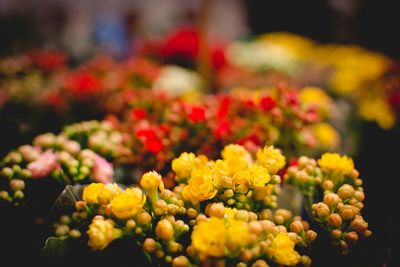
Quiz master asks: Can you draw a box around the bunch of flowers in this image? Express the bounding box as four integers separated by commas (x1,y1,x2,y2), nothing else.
219,32,398,129
47,144,319,267
284,153,370,253
110,84,339,176
0,119,132,206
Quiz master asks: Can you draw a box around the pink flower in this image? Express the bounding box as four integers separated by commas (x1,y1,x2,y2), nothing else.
27,151,59,179
92,155,114,183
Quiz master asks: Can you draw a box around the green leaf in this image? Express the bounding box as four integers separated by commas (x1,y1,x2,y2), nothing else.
41,236,69,258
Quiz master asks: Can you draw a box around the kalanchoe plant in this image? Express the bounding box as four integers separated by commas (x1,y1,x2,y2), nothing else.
284,153,371,253
44,144,345,267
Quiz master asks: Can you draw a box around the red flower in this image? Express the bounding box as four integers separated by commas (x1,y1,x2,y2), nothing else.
161,28,199,59
145,138,163,154
188,106,206,122
214,120,230,139
65,72,103,101
217,96,230,119
136,128,157,139
131,108,147,120
389,92,400,109
211,45,227,70
30,50,67,71
260,96,276,111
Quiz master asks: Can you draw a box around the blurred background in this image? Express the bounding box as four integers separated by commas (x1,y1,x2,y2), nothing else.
1,1,399,266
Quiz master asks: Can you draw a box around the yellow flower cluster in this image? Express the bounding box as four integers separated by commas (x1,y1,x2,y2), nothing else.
312,123,340,150
175,144,281,209
318,153,354,176
358,97,395,129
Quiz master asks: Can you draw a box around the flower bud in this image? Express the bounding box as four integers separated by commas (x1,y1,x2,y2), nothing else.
1,167,13,177
55,224,70,236
168,241,183,253
328,213,342,228
345,231,358,244
207,203,225,218
137,212,152,225
75,200,86,211
331,229,342,239
167,204,179,215
323,193,341,207
235,210,250,222
154,199,168,216
354,191,365,202
300,255,312,267
140,171,164,191
252,259,269,267
364,230,372,237
259,209,272,220
187,208,198,218
249,221,263,235
290,220,304,233
69,229,81,239
306,230,317,242
339,205,356,220
240,249,252,262
13,190,24,199
313,203,330,219
156,219,174,240
322,180,334,190
351,217,368,233
10,179,25,191
60,215,71,225
126,219,136,229
337,184,355,199
172,256,189,267
143,238,156,253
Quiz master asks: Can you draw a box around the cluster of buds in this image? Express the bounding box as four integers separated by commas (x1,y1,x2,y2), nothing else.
284,153,371,253
0,130,114,204
60,120,132,161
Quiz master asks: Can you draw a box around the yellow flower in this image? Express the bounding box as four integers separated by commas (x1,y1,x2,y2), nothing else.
172,152,200,179
358,97,395,129
140,171,164,192
221,144,251,162
224,207,237,220
187,168,217,201
268,233,300,266
299,86,333,113
232,169,251,185
256,146,286,174
226,219,250,248
253,184,275,201
97,183,122,205
247,165,271,188
313,123,340,150
318,153,354,176
192,217,226,257
87,217,121,250
83,183,107,205
110,188,146,220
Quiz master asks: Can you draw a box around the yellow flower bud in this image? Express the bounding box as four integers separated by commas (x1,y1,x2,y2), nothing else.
306,230,317,242
328,213,342,228
331,229,342,239
339,205,356,220
156,219,174,240
323,193,341,207
337,184,355,199
137,212,152,225
143,238,156,253
252,259,269,267
345,231,358,244
290,220,304,234
172,255,189,267
207,203,225,218
313,203,330,219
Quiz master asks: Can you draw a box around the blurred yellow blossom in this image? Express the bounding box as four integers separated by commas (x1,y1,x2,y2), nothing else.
358,97,395,129
172,152,200,179
300,86,333,114
256,146,286,174
313,123,340,150
192,217,226,258
87,217,121,250
247,165,271,188
268,232,300,266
